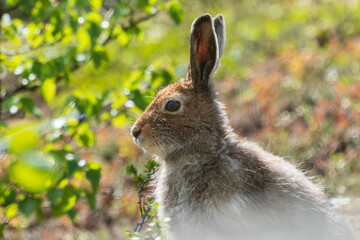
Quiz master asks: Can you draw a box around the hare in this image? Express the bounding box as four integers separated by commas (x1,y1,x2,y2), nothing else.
131,13,356,240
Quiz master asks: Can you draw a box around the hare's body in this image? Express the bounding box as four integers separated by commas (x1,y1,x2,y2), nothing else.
155,114,352,240
131,14,356,240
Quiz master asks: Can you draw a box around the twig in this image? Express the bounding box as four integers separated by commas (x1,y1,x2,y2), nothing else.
134,178,154,233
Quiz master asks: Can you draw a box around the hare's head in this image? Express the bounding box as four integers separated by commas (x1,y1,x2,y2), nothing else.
131,14,227,159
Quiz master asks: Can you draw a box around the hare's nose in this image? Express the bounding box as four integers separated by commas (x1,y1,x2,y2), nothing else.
132,128,142,139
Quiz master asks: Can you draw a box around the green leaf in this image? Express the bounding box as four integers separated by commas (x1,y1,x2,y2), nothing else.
19,97,42,117
41,78,56,104
0,184,16,205
87,22,101,46
116,30,131,46
19,198,38,217
126,164,137,176
167,0,184,24
85,191,96,210
47,188,64,206
145,159,159,171
8,127,39,154
32,61,54,81
0,121,5,131
9,151,61,193
0,223,4,238
131,89,148,111
86,162,101,193
76,27,91,51
36,206,44,223
74,123,96,147
91,47,108,69
112,113,127,128
61,186,77,212
66,209,77,224
115,2,131,18
52,185,77,217
5,203,18,219
66,160,81,177
90,0,102,10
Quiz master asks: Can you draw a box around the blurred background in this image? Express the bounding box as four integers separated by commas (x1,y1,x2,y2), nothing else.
1,0,360,239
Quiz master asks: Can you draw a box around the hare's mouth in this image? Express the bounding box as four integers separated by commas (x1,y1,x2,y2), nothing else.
133,135,157,154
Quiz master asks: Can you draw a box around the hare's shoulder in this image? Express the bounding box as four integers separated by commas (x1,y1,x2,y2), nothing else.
237,140,325,197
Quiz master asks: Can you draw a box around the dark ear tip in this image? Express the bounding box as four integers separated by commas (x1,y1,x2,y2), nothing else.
192,13,213,27
198,13,213,19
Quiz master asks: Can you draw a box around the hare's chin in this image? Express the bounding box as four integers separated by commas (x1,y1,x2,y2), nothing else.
133,135,144,148
133,136,153,154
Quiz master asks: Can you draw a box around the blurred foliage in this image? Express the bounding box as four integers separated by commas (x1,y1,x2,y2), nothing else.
1,0,360,238
0,0,182,237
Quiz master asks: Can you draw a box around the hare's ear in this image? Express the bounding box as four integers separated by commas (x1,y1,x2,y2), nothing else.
189,13,218,91
213,14,226,62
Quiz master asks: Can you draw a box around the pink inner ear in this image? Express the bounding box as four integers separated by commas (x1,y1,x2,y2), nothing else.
196,24,211,63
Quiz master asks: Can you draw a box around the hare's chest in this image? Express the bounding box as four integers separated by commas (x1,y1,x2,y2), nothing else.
156,185,336,240
157,197,282,240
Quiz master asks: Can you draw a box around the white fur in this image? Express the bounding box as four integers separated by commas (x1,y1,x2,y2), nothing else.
155,155,356,240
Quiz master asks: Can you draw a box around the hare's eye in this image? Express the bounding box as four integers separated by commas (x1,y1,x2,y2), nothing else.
165,100,181,112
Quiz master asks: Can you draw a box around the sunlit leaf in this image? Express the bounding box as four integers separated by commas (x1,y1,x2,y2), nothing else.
8,127,39,155
9,151,61,193
41,78,56,104
0,185,16,205
76,27,91,51
90,0,102,10
117,31,131,46
112,114,127,128
74,123,96,147
167,0,184,25
5,203,18,219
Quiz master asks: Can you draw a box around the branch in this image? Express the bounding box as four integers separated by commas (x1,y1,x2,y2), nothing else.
103,12,158,46
3,39,63,57
2,84,39,99
1,4,20,15
0,12,159,101
134,178,154,233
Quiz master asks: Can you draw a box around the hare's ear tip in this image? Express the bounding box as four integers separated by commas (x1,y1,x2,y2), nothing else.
214,14,225,23
214,14,224,20
191,13,214,32
201,13,213,17
194,13,213,22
